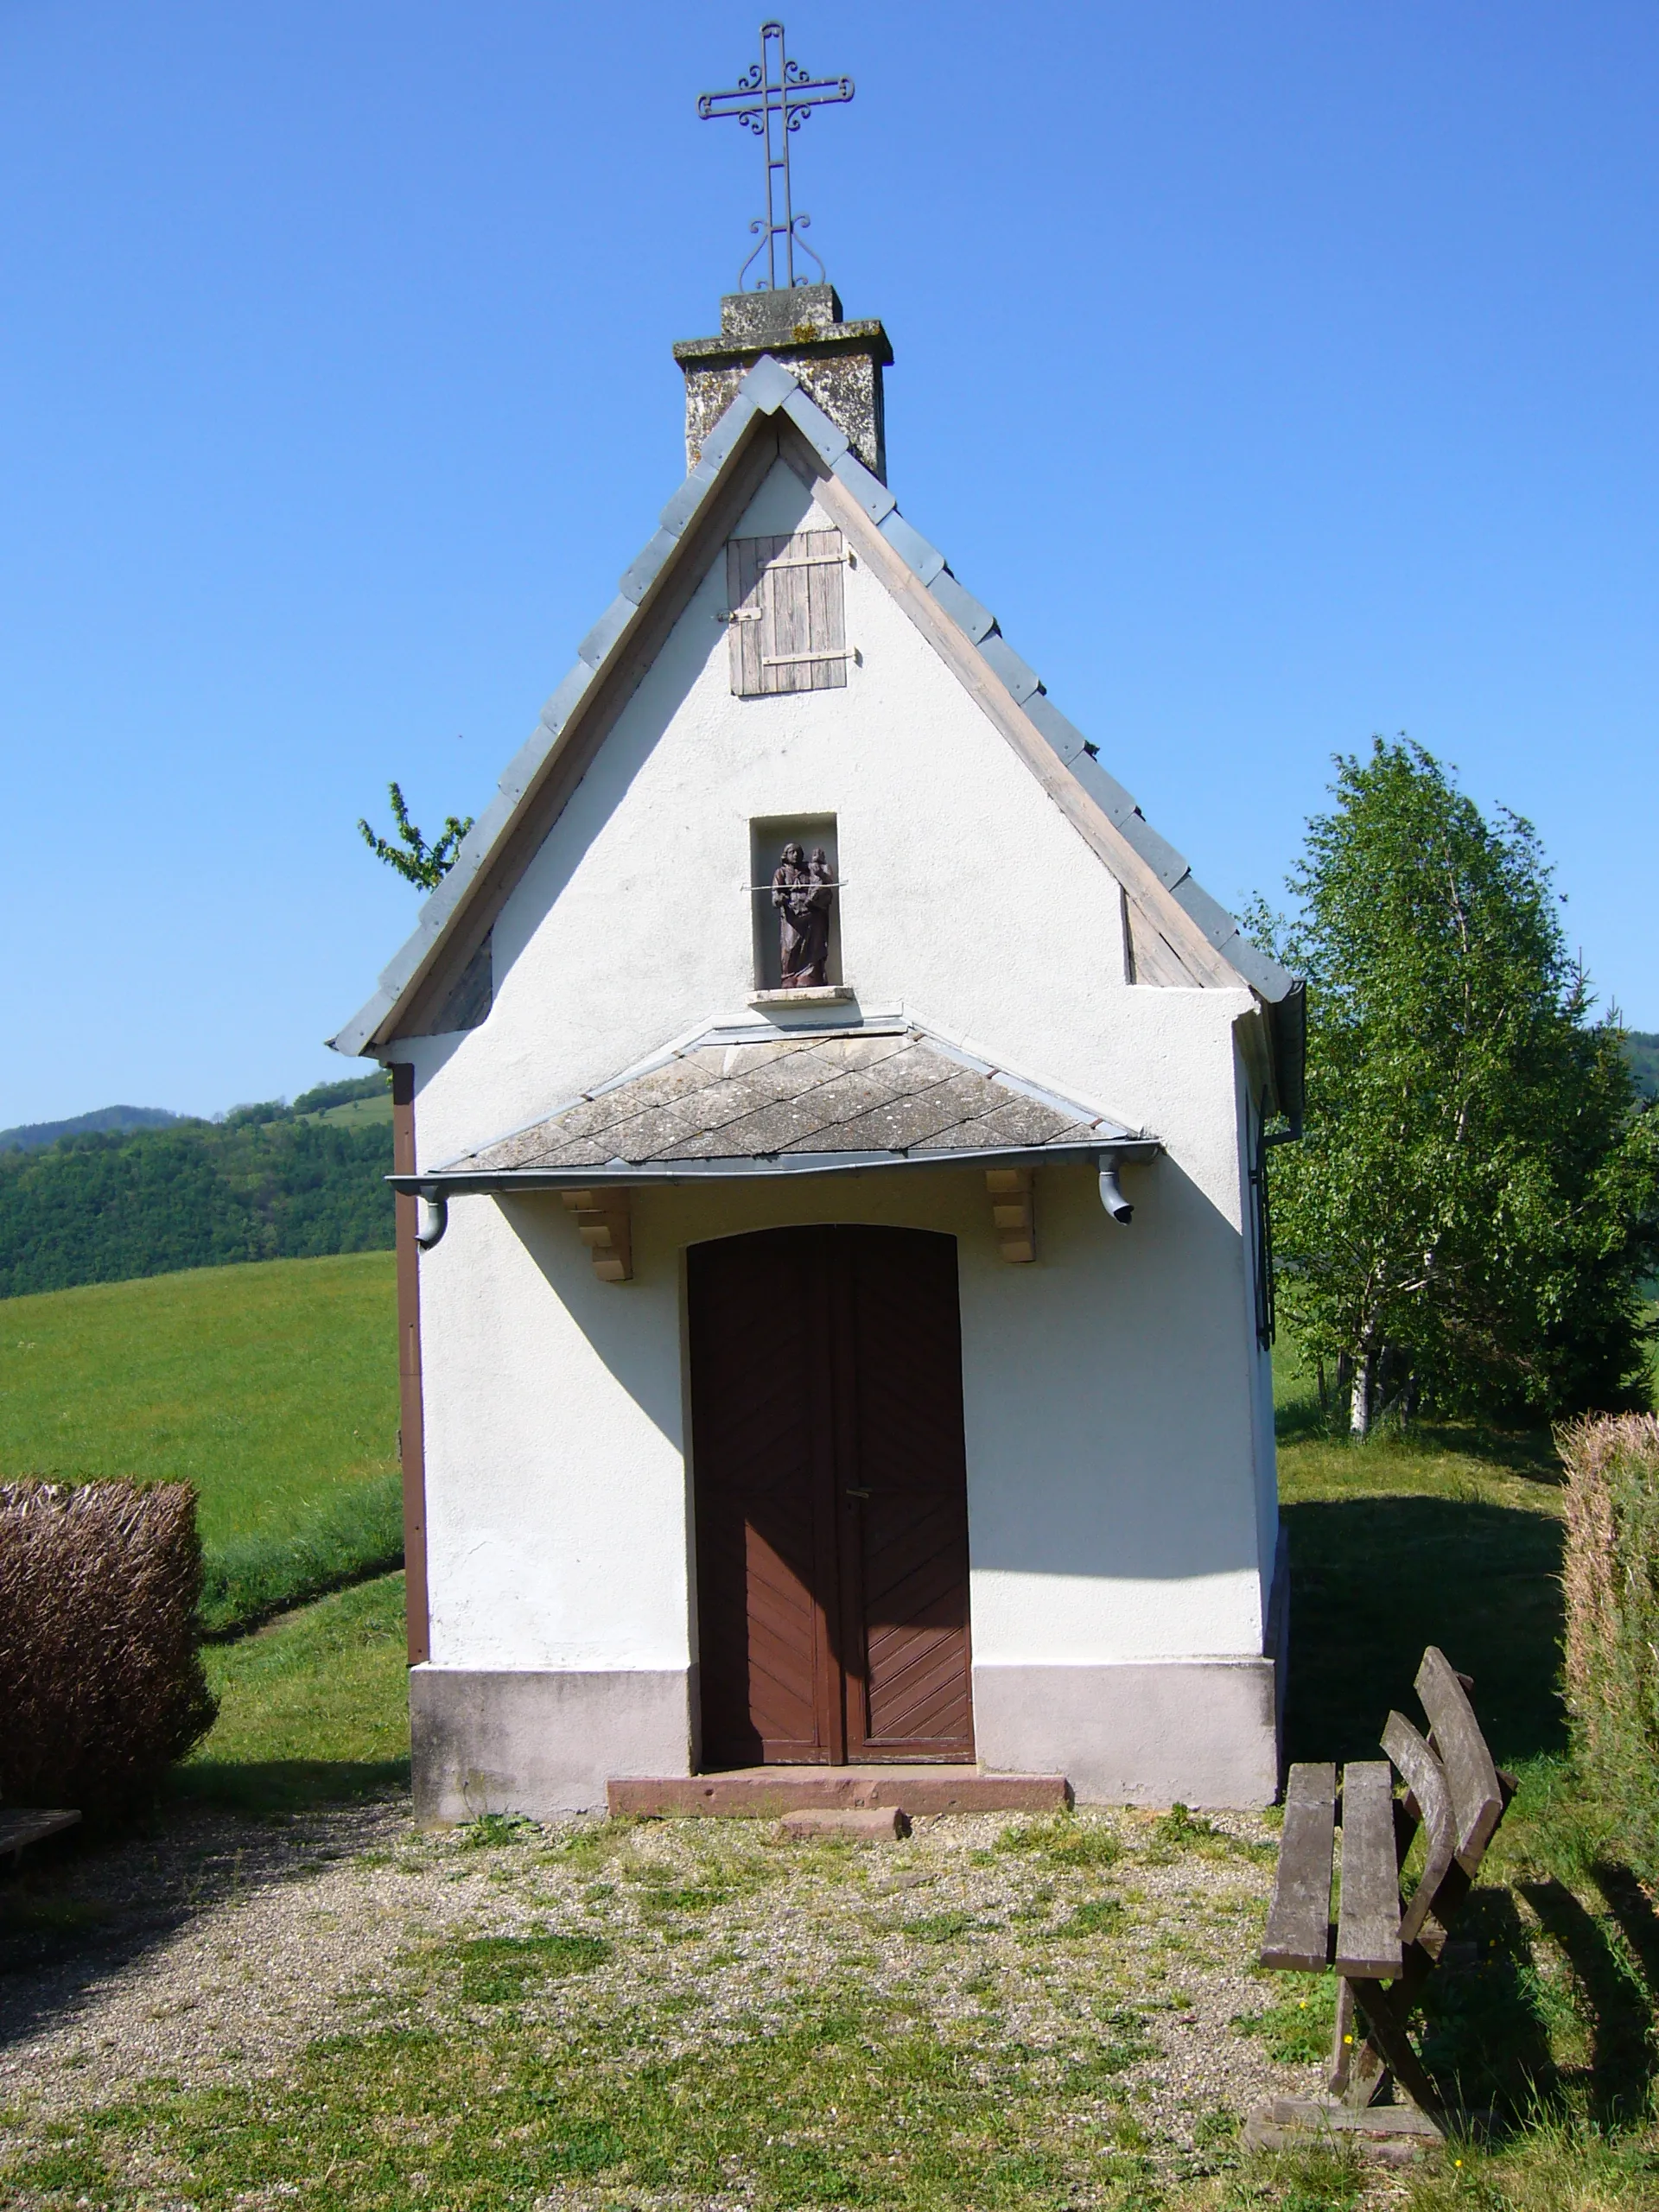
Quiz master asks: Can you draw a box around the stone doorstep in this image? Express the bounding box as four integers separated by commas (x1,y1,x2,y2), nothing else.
607,1769,1072,1819
779,1807,911,1841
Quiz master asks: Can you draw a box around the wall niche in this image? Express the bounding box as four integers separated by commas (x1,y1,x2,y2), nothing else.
748,815,844,998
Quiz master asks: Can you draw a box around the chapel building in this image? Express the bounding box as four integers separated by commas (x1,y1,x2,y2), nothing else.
334,286,1304,1820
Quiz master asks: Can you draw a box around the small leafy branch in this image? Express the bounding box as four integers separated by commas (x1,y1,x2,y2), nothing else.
358,782,474,892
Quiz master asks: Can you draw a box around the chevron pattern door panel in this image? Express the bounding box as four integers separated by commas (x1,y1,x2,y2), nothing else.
689,1226,973,1769
690,1231,837,1764
843,1229,976,1759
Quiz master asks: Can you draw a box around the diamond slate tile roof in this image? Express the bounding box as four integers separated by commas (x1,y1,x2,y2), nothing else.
440,1027,1139,1179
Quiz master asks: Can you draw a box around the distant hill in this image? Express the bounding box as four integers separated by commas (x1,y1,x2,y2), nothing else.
0,1104,189,1154
0,1071,393,1299
1627,1031,1659,1103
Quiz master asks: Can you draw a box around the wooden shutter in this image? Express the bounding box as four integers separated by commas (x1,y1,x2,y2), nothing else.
727,531,849,696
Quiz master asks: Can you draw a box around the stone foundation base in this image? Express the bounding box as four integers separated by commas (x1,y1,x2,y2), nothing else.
971,1657,1281,1808
410,1650,1282,1822
410,1665,695,1823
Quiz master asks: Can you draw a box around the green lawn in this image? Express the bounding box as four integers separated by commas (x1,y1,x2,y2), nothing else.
0,1253,401,1630
175,1570,410,1815
308,1091,394,1129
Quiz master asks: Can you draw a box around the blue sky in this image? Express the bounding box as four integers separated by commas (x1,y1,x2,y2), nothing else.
3,2,1656,1127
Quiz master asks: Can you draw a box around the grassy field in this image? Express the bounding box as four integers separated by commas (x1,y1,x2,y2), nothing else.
0,1253,401,1630
308,1091,394,1129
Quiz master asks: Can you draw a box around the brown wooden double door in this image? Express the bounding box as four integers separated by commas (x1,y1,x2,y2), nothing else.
689,1225,975,1767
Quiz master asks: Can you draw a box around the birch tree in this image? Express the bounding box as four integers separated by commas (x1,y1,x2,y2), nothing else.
1256,740,1658,1433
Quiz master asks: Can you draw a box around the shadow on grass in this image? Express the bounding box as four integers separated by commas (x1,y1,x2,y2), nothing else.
0,1788,400,2058
1280,1484,1659,2136
1283,1493,1566,1768
1511,1874,1659,2128
168,1758,410,1818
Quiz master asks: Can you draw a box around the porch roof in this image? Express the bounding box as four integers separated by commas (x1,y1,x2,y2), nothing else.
393,1020,1160,1195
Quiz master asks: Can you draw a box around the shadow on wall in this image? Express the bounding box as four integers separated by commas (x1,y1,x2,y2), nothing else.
499,1192,689,1452
959,1154,1256,1585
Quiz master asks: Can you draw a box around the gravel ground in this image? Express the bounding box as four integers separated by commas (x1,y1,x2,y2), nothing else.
0,1796,1340,2188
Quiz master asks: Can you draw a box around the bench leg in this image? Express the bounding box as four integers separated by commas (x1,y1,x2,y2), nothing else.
1329,1978,1387,2106
1347,1978,1443,2120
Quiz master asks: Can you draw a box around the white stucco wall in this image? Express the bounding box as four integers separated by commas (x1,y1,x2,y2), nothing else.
418,1159,1266,1675
401,455,1277,1689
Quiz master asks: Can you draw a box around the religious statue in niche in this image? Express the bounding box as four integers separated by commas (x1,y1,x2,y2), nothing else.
772,842,836,987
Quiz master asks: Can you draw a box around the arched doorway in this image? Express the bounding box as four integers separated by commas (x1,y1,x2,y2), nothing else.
688,1224,975,1767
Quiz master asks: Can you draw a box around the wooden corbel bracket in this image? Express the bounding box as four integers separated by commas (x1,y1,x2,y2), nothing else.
562,1189,633,1282
986,1168,1035,1264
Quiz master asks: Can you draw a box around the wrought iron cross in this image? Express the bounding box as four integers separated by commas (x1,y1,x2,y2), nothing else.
697,21,854,291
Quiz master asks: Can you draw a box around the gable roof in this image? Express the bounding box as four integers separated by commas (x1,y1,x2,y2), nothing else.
333,353,1304,1123
393,1017,1159,1193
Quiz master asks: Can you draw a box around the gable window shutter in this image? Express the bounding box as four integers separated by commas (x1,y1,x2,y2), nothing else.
727,531,849,696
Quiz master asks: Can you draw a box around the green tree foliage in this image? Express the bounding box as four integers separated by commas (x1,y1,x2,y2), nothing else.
1256,739,1659,1432
357,780,474,891
0,1112,393,1299
1626,1031,1659,1103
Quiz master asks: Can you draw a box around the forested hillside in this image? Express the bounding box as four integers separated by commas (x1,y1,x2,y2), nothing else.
0,1103,186,1152
0,1076,393,1299
1627,1030,1659,1101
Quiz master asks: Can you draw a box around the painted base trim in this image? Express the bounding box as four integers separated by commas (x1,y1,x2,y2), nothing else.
410,1666,696,1823
972,1657,1281,1808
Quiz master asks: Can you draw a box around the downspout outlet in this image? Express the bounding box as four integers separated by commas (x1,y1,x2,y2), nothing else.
1096,1154,1134,1225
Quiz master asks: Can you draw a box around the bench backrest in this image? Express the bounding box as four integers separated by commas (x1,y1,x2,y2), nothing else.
1380,1709,1458,1946
1414,1645,1503,1871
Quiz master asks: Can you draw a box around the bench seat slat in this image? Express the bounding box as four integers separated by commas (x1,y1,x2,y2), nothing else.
1261,1762,1337,1971
1335,1760,1403,1979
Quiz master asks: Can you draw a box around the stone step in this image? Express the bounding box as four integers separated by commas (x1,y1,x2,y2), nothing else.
607,1768,1071,1819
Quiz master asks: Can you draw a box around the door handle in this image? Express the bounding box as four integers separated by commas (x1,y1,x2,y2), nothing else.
844,1488,871,1499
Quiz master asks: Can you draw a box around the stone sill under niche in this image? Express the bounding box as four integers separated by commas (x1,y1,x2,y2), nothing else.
747,984,857,1009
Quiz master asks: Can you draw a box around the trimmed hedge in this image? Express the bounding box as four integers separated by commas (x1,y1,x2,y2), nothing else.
0,1481,218,1815
1560,1413,1659,1880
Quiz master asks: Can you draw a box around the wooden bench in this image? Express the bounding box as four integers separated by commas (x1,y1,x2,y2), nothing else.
1247,1647,1515,2154
0,1808,81,1867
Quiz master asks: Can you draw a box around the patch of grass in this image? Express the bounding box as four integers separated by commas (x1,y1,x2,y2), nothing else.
1227,2139,1369,2209
1232,1972,1339,2064
901,1910,977,1942
639,1882,731,1916
454,1813,541,1851
1051,1896,1125,1939
454,1930,610,2004
0,1253,401,1632
1400,2115,1659,2209
172,1570,410,1815
995,1813,1123,1868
